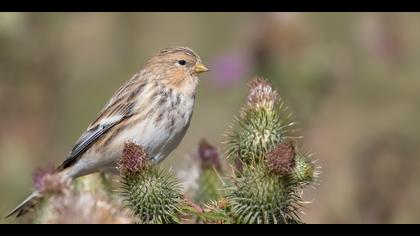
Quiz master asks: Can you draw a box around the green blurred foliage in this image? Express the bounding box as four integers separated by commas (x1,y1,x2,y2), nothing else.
1,13,420,223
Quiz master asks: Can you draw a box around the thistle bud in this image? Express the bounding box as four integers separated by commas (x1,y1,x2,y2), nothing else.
193,139,223,205
225,164,300,224
293,153,316,186
118,142,183,224
226,77,294,164
196,139,221,171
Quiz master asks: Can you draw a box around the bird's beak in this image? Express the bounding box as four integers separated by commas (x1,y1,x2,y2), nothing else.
194,63,209,74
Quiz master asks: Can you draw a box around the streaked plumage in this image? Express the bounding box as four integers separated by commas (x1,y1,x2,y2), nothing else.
8,46,208,217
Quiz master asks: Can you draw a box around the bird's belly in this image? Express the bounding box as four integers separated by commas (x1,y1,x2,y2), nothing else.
113,110,192,163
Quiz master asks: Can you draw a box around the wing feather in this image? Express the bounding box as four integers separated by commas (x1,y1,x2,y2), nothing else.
57,75,144,171
58,120,121,170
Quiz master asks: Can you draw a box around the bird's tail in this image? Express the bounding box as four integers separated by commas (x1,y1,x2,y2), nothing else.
6,161,74,218
6,191,42,218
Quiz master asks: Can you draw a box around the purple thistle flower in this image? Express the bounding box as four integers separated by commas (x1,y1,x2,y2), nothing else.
117,142,149,174
266,142,296,176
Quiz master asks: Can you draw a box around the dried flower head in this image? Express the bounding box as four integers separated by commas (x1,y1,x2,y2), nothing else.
33,165,71,196
40,192,134,224
33,165,55,190
117,142,149,174
196,139,221,170
247,77,278,109
266,142,296,175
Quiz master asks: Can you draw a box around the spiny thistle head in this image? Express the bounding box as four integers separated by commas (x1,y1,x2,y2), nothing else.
225,164,302,224
121,167,183,224
191,139,223,205
266,142,296,176
196,139,222,171
222,76,318,224
226,77,294,165
247,77,279,110
293,153,316,186
117,142,149,174
118,142,183,224
33,166,71,196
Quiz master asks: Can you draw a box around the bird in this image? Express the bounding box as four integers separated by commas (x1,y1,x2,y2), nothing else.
7,46,209,218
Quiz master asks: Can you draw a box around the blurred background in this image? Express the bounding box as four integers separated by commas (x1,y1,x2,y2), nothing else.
1,12,420,224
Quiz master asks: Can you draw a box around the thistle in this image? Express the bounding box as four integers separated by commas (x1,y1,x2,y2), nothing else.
30,166,72,221
265,142,296,176
118,142,184,224
293,151,318,186
192,139,223,205
223,77,318,224
225,78,295,166
32,166,132,224
225,163,302,224
37,192,133,224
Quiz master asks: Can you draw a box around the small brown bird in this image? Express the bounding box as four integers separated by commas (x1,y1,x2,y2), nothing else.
8,46,209,217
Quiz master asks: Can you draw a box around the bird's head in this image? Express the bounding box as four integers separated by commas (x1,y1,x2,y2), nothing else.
144,47,209,91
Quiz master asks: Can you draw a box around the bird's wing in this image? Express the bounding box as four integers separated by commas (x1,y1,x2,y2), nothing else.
57,75,143,171
57,109,134,171
57,116,126,170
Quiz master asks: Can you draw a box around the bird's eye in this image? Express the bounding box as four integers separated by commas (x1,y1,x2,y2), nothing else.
178,60,187,66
